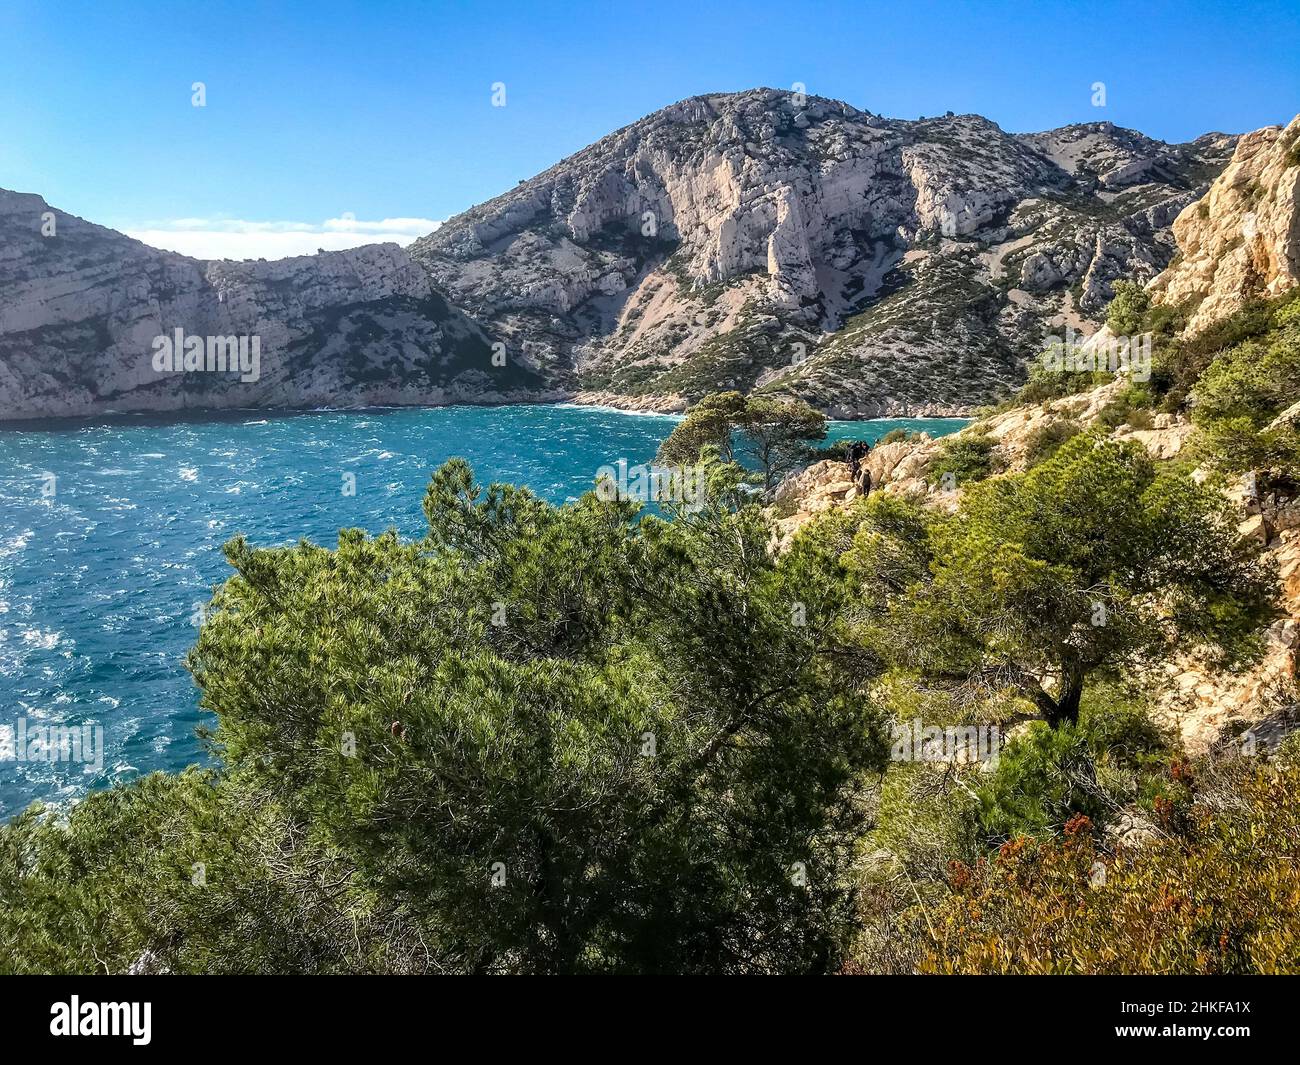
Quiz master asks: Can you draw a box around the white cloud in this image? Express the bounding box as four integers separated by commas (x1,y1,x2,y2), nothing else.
124,214,443,261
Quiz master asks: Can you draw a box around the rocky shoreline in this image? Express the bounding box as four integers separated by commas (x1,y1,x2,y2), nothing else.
0,384,982,426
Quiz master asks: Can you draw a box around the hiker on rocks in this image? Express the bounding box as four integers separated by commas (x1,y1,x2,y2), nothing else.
845,440,872,496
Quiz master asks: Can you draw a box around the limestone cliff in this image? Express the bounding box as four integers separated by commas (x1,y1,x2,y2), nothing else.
1,89,1239,421
1149,115,1300,331
410,89,1233,417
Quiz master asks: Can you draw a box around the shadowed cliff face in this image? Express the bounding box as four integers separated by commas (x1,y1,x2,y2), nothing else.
0,89,1237,422
0,192,547,421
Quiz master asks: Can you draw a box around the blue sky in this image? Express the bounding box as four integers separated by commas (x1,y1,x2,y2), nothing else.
1,0,1296,258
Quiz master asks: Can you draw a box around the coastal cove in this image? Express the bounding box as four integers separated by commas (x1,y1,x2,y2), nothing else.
0,403,967,814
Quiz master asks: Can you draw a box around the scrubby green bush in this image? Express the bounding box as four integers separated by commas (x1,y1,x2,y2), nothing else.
926,429,1002,487
0,770,379,975
1191,301,1300,472
1022,418,1083,467
877,428,923,446
1009,359,1107,406
1150,289,1300,409
977,687,1177,841
1106,280,1151,336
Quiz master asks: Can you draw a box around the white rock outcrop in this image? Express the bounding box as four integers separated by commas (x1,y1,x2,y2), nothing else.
411,91,1234,417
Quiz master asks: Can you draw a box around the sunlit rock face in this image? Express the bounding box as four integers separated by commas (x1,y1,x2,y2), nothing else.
412,89,1235,416
1149,115,1300,333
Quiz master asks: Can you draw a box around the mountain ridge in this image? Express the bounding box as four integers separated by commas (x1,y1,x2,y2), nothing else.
411,87,1236,416
0,88,1250,421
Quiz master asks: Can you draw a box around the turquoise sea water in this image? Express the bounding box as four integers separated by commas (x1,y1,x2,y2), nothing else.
0,404,967,815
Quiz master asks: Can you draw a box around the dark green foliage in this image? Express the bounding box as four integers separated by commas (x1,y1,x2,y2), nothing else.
1190,298,1300,472
1093,383,1157,430
0,771,383,974
1,460,889,974
1008,360,1109,406
1106,280,1150,336
1149,289,1300,409
1146,299,1192,338
848,434,1275,727
977,687,1176,840
656,391,827,490
1021,418,1083,468
655,390,748,466
803,438,858,464
195,461,888,973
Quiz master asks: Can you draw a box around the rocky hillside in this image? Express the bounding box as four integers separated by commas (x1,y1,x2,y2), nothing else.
772,115,1300,754
0,89,1238,421
0,190,548,421
412,88,1234,416
772,384,1299,756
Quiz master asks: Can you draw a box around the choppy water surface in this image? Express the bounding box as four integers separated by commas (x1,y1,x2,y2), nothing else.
0,404,967,814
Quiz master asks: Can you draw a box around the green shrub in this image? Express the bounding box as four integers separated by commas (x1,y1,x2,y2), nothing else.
977,722,1101,840
1151,291,1300,407
1191,298,1300,472
1094,383,1158,430
927,430,1002,487
0,771,375,975
977,688,1176,841
878,428,923,446
803,438,853,464
1022,418,1083,467
1010,359,1106,407
1146,299,1192,337
1106,280,1151,336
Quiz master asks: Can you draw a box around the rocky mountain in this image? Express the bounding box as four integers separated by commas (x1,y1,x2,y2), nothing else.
0,190,548,421
0,89,1240,421
412,88,1235,416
